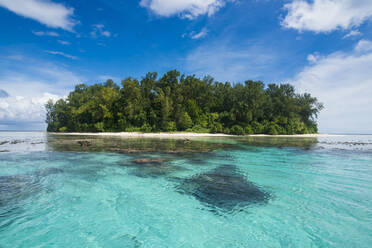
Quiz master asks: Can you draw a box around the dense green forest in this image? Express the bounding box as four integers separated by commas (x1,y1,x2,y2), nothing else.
45,70,323,135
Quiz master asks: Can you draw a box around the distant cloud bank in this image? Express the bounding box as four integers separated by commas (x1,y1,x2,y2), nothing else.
291,39,372,133
0,93,60,124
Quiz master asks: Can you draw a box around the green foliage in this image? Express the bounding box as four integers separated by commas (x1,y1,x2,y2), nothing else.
166,121,177,132
59,126,67,132
267,122,280,135
45,70,323,135
94,122,104,132
210,123,223,133
125,126,141,132
244,125,254,135
230,125,245,135
140,123,152,132
178,112,193,130
251,121,264,134
186,125,210,133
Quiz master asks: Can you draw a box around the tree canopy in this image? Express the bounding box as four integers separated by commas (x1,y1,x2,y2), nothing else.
45,70,323,135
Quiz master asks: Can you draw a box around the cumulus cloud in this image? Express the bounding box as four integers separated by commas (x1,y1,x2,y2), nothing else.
140,0,228,19
190,28,208,39
0,92,61,123
307,53,322,63
290,40,372,134
354,39,372,53
343,30,362,39
0,55,84,129
282,0,372,33
91,24,111,38
0,0,76,31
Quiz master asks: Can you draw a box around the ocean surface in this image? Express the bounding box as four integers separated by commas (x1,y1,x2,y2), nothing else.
0,132,371,248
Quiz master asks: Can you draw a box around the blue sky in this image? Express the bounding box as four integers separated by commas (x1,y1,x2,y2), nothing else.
0,0,372,133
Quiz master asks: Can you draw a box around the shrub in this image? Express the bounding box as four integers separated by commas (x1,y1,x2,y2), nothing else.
187,125,210,133
59,126,67,132
178,112,193,130
286,118,306,134
140,123,152,132
251,121,264,134
210,123,223,133
125,126,141,132
166,121,177,132
267,122,280,135
94,122,105,132
244,125,254,134
230,125,245,135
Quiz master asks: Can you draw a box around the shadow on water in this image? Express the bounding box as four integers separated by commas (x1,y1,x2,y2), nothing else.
176,164,270,214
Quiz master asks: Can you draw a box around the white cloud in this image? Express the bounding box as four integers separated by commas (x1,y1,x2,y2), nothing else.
0,0,76,31
140,0,228,19
343,30,362,39
91,24,111,38
282,0,372,33
0,89,9,98
0,92,61,123
58,40,70,45
190,28,208,39
0,61,82,97
290,40,372,134
45,50,77,60
307,53,322,63
0,56,84,129
354,39,372,53
32,30,59,37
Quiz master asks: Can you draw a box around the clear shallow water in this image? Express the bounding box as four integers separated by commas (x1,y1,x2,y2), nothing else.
0,132,372,247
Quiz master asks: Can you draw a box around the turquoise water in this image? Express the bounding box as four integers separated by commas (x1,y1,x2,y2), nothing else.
1,132,372,247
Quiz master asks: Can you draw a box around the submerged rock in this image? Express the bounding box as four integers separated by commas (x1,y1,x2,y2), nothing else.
0,168,62,207
120,157,185,178
133,158,166,165
0,175,41,208
111,148,156,153
31,142,44,145
177,164,269,212
10,140,23,145
129,165,180,178
77,140,91,147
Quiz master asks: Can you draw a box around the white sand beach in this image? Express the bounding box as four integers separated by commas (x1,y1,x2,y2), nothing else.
49,132,343,138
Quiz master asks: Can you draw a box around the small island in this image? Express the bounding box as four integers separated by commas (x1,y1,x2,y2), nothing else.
45,70,323,135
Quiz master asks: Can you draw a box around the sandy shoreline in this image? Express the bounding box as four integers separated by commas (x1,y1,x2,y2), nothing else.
49,132,343,138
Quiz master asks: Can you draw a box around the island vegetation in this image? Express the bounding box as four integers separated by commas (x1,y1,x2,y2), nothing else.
45,70,323,135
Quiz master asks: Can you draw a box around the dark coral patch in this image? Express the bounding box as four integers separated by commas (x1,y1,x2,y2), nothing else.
177,164,269,212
